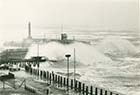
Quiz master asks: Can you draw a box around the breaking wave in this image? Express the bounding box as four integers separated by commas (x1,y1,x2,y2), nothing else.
26,41,112,66
96,36,139,58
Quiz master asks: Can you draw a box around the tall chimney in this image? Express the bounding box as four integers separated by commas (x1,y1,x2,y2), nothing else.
28,22,32,39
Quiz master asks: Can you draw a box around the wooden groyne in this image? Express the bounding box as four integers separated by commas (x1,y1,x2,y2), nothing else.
25,66,125,95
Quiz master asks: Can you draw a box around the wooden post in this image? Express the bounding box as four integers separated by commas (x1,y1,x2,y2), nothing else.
58,75,60,86
45,89,49,95
100,89,103,95
86,86,88,95
40,70,42,79
37,69,39,79
82,83,85,95
55,75,58,86
37,69,39,76
78,81,81,92
52,73,55,83
55,75,58,83
31,68,33,75
60,76,63,87
57,75,59,84
90,86,93,95
64,77,66,86
71,79,73,89
49,73,51,84
24,79,26,88
75,80,77,91
95,88,98,95
43,71,47,80
53,74,55,84
67,78,69,92
110,92,113,95
43,71,46,79
46,71,49,80
30,68,32,74
46,89,49,95
105,90,108,95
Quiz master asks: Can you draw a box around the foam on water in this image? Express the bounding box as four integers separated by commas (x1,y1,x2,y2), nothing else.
26,41,113,66
1,34,140,95
96,36,139,57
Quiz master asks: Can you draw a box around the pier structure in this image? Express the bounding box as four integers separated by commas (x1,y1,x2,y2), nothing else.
1,58,125,95
23,66,125,95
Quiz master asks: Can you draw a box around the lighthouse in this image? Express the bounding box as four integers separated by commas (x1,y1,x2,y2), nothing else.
28,22,32,39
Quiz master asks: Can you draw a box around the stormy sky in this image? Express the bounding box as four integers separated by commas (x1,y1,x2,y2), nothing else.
0,0,139,45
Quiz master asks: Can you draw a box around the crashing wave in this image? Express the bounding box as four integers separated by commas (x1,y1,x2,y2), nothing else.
96,36,139,58
26,41,112,66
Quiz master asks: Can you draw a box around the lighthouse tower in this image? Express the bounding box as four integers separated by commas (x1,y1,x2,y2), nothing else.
28,22,32,39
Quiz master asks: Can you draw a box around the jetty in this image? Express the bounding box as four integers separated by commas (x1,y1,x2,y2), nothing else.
0,59,126,95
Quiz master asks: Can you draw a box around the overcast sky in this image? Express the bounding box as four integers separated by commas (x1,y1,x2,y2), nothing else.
0,0,139,45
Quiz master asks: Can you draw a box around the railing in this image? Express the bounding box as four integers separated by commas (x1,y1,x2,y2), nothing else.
25,66,125,95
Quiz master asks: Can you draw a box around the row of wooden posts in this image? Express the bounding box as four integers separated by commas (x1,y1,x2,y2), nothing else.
25,66,125,95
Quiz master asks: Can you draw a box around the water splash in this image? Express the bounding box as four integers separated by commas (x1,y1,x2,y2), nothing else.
26,41,112,66
96,36,139,57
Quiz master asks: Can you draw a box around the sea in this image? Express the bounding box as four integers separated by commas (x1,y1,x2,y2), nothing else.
1,27,140,95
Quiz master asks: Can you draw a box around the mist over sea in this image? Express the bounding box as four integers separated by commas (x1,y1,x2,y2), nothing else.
0,27,140,95
25,28,140,95
0,0,139,94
